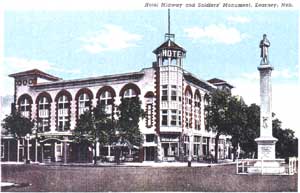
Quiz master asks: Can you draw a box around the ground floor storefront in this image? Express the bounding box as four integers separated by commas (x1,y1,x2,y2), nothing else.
1,133,232,163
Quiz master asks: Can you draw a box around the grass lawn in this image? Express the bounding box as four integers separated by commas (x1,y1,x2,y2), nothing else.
1,164,297,192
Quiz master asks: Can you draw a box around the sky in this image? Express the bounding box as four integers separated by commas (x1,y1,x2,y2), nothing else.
0,7,299,136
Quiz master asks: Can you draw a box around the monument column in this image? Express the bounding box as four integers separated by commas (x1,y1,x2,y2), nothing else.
248,34,285,174
255,34,277,160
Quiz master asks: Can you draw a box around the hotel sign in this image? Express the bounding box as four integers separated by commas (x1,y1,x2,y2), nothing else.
161,49,185,58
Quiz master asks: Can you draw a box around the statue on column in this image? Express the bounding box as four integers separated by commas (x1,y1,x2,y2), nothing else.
259,34,270,65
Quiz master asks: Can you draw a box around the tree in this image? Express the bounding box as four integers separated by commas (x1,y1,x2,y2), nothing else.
227,96,247,160
273,115,298,159
205,89,232,163
74,104,113,164
115,97,144,163
206,90,249,162
239,104,260,158
2,112,35,162
2,112,34,138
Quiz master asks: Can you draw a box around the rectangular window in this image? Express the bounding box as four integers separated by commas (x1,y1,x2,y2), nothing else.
202,137,207,144
194,144,200,156
146,104,153,128
161,85,168,101
38,118,50,132
171,85,177,101
162,91,168,101
1,145,4,158
171,90,177,101
194,136,201,142
161,110,168,126
58,117,69,131
178,110,182,126
170,110,177,126
146,134,155,142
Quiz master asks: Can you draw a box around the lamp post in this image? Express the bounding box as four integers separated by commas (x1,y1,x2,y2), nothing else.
188,131,192,167
33,122,39,163
91,111,97,165
25,133,30,164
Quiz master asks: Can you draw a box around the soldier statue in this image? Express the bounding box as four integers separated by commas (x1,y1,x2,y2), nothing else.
259,34,270,65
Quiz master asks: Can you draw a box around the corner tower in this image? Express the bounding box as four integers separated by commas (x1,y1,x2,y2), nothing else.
153,10,186,161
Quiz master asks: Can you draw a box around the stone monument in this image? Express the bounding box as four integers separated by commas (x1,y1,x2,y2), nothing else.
248,34,285,174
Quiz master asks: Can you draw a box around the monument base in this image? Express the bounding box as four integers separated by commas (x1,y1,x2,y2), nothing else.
248,159,285,174
248,136,285,174
255,136,277,160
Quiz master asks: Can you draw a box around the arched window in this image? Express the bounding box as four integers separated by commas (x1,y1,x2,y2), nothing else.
36,92,52,132
204,94,210,131
18,94,32,119
123,88,137,98
194,91,201,130
78,93,90,115
144,91,155,128
99,91,112,105
99,91,113,115
55,90,72,131
75,88,93,120
185,87,193,129
97,86,116,116
119,83,140,99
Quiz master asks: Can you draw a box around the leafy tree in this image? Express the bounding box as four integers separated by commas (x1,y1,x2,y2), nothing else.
227,96,247,160
2,112,34,162
205,89,232,163
74,104,113,164
239,104,260,158
206,90,249,162
115,97,144,163
1,112,34,138
273,115,298,158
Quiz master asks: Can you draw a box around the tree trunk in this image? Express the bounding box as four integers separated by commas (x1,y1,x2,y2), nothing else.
115,146,121,165
214,133,220,163
232,146,237,162
93,141,97,165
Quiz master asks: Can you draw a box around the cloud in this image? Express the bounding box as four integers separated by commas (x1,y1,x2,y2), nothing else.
184,24,247,44
80,24,142,53
227,16,251,24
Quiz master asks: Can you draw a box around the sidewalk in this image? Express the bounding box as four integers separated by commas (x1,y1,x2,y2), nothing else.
1,159,235,167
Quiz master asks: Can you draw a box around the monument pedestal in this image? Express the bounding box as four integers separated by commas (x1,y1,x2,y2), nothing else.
248,137,285,174
256,136,277,160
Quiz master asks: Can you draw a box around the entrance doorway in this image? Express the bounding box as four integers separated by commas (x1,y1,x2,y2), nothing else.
145,147,155,161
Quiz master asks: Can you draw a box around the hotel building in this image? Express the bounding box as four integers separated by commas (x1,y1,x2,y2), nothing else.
1,19,233,163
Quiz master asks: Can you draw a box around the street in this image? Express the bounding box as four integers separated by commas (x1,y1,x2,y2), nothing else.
1,164,297,192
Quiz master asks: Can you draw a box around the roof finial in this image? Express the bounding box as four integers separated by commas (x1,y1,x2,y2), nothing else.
165,9,175,41
168,9,170,35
